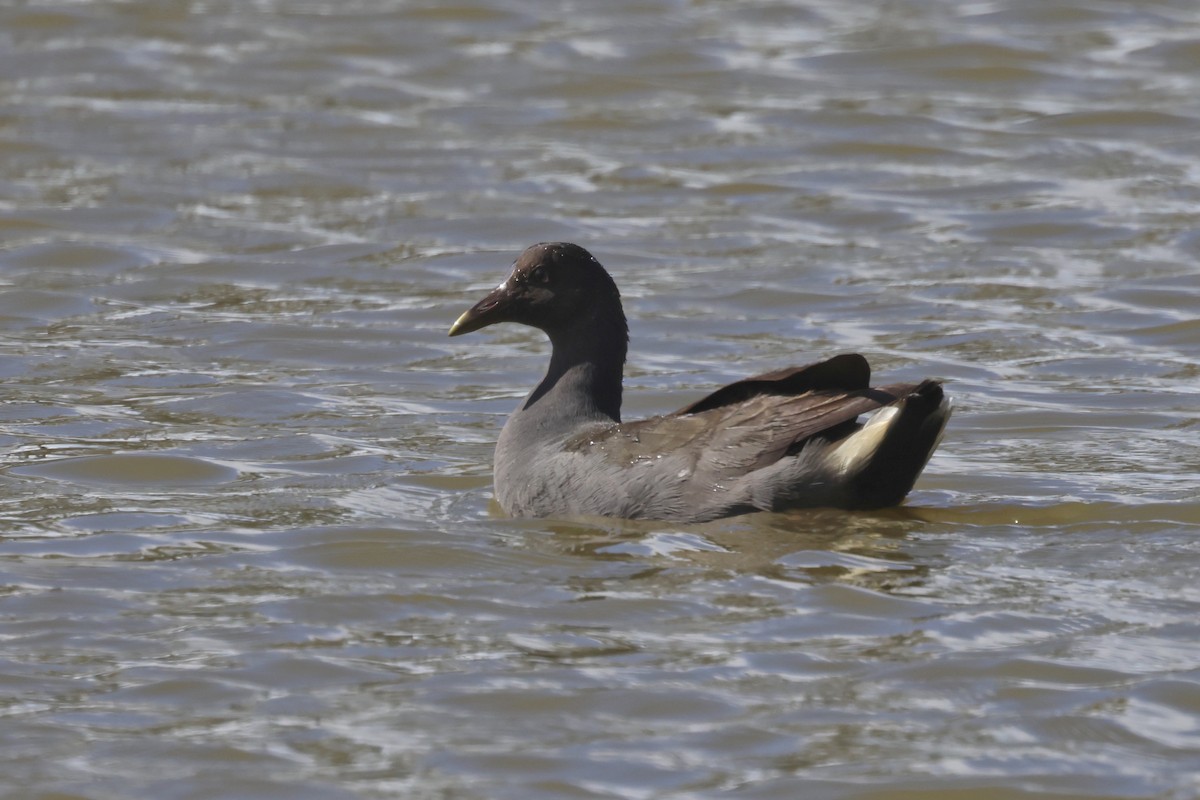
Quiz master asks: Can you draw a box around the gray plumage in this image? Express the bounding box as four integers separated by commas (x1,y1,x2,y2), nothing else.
449,242,951,522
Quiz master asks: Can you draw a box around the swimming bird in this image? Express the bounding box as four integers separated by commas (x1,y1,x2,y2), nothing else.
449,242,951,521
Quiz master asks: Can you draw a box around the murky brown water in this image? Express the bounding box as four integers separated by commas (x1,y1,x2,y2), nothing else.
2,1,1199,798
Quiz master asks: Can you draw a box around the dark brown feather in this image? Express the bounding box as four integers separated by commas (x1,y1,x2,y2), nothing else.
568,354,922,483
675,353,871,415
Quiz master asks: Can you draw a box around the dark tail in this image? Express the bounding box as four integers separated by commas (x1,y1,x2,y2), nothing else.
845,380,951,508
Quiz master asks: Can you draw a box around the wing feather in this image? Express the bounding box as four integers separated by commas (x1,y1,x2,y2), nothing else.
569,375,922,484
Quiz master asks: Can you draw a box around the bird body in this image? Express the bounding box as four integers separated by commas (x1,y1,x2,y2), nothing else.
450,242,951,522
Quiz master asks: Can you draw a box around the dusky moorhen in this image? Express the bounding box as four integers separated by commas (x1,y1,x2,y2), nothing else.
450,242,951,521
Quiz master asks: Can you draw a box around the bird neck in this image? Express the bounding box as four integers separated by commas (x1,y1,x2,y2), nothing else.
523,312,627,423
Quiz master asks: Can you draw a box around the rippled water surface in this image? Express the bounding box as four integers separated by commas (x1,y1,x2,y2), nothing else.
2,1,1199,798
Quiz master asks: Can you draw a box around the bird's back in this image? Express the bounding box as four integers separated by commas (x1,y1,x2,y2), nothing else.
494,356,951,521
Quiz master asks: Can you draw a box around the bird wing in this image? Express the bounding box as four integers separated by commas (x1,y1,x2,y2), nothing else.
673,353,871,415
567,361,920,484
620,386,913,478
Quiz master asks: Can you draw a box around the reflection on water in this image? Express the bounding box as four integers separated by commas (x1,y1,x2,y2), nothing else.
2,0,1199,798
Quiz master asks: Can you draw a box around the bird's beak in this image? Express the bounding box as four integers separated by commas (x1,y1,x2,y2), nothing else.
448,279,516,336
